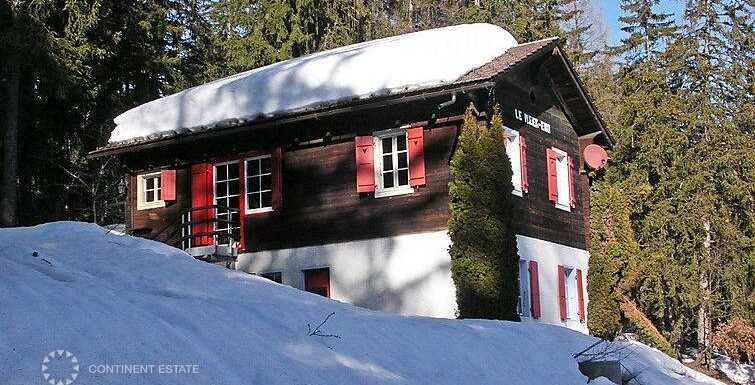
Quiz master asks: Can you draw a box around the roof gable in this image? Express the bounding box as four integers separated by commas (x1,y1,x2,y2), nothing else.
458,37,612,146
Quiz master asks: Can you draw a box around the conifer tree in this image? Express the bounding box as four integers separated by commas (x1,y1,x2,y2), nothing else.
590,0,755,360
587,183,631,339
448,105,519,320
559,0,599,68
613,0,677,63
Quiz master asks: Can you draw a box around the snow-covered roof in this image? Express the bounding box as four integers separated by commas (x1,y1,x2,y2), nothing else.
109,23,518,143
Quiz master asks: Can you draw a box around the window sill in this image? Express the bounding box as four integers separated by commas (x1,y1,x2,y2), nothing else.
555,203,571,212
245,207,274,215
137,201,166,211
374,186,414,198
512,189,523,197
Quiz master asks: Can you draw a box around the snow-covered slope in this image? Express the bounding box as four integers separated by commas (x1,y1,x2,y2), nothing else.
109,23,517,143
1,222,723,385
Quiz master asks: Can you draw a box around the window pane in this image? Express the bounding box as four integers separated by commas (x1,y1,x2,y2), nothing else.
398,152,408,168
397,134,406,151
398,169,409,186
216,183,227,197
228,164,239,179
261,191,272,208
146,190,154,202
157,189,161,200
246,160,256,175
156,177,161,188
229,181,240,196
383,172,394,188
261,272,282,283
261,174,272,191
383,155,393,171
146,177,154,190
382,137,392,153
250,193,261,209
217,165,227,180
261,157,272,174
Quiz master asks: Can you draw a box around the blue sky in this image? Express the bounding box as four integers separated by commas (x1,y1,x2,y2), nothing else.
600,0,685,45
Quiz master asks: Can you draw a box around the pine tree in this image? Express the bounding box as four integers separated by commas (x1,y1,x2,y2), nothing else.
587,183,631,339
665,0,755,362
448,105,519,320
559,0,599,68
593,0,755,360
613,0,677,63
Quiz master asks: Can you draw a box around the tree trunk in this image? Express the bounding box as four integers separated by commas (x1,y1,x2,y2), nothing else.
1,56,20,227
698,221,713,367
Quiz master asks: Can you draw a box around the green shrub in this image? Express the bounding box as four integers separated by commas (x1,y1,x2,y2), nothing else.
448,105,519,320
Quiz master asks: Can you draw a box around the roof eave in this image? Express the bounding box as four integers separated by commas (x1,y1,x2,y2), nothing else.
551,46,614,148
88,79,495,158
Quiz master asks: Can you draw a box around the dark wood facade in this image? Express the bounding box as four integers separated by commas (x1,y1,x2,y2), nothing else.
123,54,597,253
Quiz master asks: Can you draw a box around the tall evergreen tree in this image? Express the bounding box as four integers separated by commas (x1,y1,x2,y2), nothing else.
560,0,599,68
448,105,519,320
589,0,755,361
613,0,677,63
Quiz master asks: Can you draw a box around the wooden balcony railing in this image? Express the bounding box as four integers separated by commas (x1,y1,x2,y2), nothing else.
180,205,240,259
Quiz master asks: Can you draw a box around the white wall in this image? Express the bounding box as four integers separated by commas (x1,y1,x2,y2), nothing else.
235,230,458,318
235,231,589,332
516,234,589,333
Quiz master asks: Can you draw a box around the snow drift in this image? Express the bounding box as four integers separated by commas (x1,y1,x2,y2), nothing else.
109,23,518,143
1,222,724,385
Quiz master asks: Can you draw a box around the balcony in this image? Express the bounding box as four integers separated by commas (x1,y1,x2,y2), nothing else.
180,205,240,262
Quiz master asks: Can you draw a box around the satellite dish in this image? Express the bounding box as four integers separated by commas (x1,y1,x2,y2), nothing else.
583,144,608,170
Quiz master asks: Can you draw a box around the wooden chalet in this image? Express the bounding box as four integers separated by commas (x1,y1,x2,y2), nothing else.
91,24,612,332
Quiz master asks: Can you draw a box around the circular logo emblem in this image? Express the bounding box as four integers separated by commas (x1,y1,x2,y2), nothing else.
41,350,79,385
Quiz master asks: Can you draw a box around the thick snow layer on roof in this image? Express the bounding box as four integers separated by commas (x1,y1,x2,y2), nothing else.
109,23,518,143
1,222,726,385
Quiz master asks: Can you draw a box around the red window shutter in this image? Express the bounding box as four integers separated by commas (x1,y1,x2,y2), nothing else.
407,127,426,187
519,135,528,193
546,148,558,202
568,155,576,208
190,163,214,246
576,269,585,322
160,169,176,201
272,147,283,209
557,265,567,321
528,260,541,319
355,136,375,193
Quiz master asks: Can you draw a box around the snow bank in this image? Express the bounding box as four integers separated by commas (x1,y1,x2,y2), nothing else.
0,222,724,385
712,353,755,384
110,23,517,143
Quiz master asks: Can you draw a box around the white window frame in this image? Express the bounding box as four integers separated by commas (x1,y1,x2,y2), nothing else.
552,147,571,212
213,161,241,244
518,259,531,318
563,266,579,321
373,127,414,198
244,154,274,214
136,172,165,210
504,127,523,197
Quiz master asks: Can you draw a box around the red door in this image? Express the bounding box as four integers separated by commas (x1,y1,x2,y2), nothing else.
304,268,330,298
